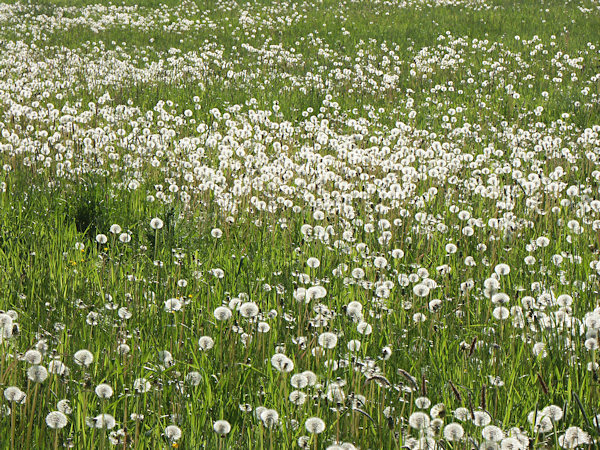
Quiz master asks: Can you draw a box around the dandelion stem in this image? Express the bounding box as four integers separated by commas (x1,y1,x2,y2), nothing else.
26,384,40,445
10,401,15,450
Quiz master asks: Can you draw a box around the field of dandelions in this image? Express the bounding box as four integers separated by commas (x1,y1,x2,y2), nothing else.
1,0,600,448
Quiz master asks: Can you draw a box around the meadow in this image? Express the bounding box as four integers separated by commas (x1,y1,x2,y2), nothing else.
0,0,600,448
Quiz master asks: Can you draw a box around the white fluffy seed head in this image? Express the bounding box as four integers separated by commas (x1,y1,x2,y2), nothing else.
213,420,231,435
165,425,182,441
46,411,68,429
305,417,326,434
95,383,113,399
27,365,48,383
73,349,94,367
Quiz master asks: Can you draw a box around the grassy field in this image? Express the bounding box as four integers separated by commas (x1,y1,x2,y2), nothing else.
0,0,600,448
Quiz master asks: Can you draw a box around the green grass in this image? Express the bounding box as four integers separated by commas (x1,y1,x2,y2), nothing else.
0,0,599,448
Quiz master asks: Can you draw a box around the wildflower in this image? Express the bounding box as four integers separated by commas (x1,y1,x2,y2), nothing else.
213,420,231,435
541,405,563,421
298,436,311,449
445,243,458,254
289,390,307,405
306,257,320,268
133,378,151,393
57,400,72,414
164,298,182,312
260,409,279,427
198,336,215,351
472,411,492,426
318,332,338,349
443,423,464,441
391,249,404,259
290,374,309,389
528,410,553,432
493,307,510,320
373,256,387,269
381,346,392,360
301,371,317,386
257,322,270,333
3,387,26,403
351,268,365,279
532,342,547,358
430,403,446,419
214,306,232,321
480,442,500,450
45,411,68,429
558,427,590,448
482,425,505,442
186,372,201,386
408,412,430,430
73,349,94,367
494,264,510,276
454,407,470,421
347,340,361,352
239,302,259,318
326,384,345,404
271,353,294,373
27,365,48,383
305,417,326,434
356,321,372,335
165,425,182,441
87,414,116,429
306,286,327,300
415,397,431,409
346,301,363,320
48,360,69,376
23,350,42,365
117,343,131,355
150,218,164,230
491,293,510,304
500,437,523,449
95,384,114,399
413,284,430,297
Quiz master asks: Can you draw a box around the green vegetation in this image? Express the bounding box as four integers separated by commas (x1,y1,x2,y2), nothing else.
0,0,599,448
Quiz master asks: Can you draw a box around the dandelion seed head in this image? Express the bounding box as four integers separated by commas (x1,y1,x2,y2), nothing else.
57,399,72,415
318,332,338,349
415,396,431,409
27,365,48,383
198,336,215,351
482,425,505,442
24,349,42,365
4,386,25,403
73,349,94,367
444,423,464,441
165,425,182,441
239,302,259,318
305,417,326,434
408,411,430,430
260,409,279,427
213,419,231,435
289,390,307,405
133,378,151,393
95,383,113,399
214,306,232,321
46,411,68,429
150,218,164,230
291,374,309,389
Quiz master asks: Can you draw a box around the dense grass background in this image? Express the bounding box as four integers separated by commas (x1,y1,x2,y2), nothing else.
0,0,600,448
